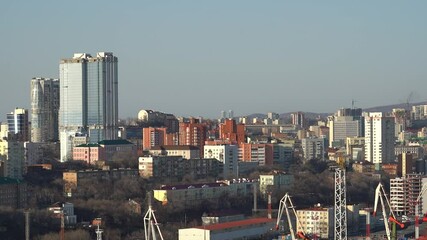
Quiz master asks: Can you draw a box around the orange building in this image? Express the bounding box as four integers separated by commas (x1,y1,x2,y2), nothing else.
143,127,167,150
239,143,273,166
179,118,207,156
219,119,245,144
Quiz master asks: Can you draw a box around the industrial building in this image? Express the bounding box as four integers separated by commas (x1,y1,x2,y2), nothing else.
178,218,275,240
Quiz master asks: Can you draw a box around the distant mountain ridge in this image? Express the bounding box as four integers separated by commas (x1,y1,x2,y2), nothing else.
244,101,427,120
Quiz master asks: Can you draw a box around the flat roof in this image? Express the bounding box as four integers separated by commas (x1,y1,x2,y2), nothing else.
151,145,199,151
159,182,224,190
195,218,274,231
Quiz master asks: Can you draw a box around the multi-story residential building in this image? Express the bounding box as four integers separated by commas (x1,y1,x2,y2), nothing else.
390,174,422,216
296,206,334,239
218,119,245,144
0,177,27,209
395,145,424,160
59,52,118,162
137,109,179,133
149,145,200,159
139,156,221,179
7,108,30,141
73,139,136,164
179,118,207,156
0,123,8,140
301,137,325,161
291,112,306,129
204,144,238,178
24,142,58,165
346,136,365,161
63,168,138,197
0,139,25,179
142,127,178,150
412,105,427,120
30,77,59,142
329,116,361,148
259,172,294,195
272,143,294,168
153,179,256,206
364,112,395,170
238,143,273,166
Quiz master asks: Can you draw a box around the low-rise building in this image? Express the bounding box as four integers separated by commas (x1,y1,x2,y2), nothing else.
73,140,136,164
149,145,200,159
63,168,138,197
138,156,221,179
352,161,375,174
259,172,294,195
178,218,275,240
153,179,257,206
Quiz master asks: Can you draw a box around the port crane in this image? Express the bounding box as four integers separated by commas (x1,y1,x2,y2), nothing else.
373,183,404,240
276,193,310,240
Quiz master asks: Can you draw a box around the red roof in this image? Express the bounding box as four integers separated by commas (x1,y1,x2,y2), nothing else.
196,218,274,231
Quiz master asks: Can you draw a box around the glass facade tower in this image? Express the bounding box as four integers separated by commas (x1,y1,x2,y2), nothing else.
59,52,118,161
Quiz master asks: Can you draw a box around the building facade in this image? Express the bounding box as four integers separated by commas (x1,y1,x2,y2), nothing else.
296,206,334,239
149,145,200,159
238,143,273,166
0,140,25,179
204,144,238,178
329,116,361,148
179,118,207,156
59,52,118,161
301,137,325,161
30,77,59,142
6,108,30,141
364,112,395,169
390,174,422,216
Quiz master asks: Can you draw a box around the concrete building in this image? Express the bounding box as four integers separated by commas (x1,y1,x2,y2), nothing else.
137,109,179,133
395,145,424,160
73,139,136,164
179,118,207,156
238,143,273,166
329,116,361,148
0,140,25,179
390,174,422,216
138,156,221,179
301,137,325,161
178,218,275,240
412,105,427,120
291,112,306,129
364,112,395,169
397,152,414,177
0,177,27,209
30,77,59,142
204,144,238,178
6,108,30,141
59,52,118,162
272,143,294,169
154,179,257,206
142,127,167,150
48,202,77,225
63,168,138,197
346,136,365,161
218,119,245,144
149,145,200,159
352,161,375,174
259,172,294,195
296,206,334,239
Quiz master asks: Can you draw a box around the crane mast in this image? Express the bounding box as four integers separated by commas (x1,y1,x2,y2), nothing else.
276,193,309,240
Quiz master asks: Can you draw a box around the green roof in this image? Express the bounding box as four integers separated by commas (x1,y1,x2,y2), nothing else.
76,143,100,147
0,177,24,185
98,139,133,145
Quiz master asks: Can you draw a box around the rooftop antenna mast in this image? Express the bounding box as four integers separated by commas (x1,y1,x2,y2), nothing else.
144,191,164,240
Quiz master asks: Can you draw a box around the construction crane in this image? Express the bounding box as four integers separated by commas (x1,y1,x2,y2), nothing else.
144,193,164,240
415,183,427,239
276,193,309,240
373,183,404,240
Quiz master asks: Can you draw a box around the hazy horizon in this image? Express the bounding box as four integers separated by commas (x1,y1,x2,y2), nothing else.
1,1,426,121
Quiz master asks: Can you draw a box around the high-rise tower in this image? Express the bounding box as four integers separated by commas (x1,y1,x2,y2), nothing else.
6,108,30,141
30,78,59,142
59,52,118,161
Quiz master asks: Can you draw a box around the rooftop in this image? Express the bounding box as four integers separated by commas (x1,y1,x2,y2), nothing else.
195,218,274,231
159,182,225,190
98,139,133,145
0,177,24,185
151,145,200,151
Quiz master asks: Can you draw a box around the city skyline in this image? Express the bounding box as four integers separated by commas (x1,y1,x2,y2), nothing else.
1,1,427,120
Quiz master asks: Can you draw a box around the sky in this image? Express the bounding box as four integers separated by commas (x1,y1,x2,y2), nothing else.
1,1,426,120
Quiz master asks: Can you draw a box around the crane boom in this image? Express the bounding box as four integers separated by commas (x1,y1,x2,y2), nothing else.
276,193,309,240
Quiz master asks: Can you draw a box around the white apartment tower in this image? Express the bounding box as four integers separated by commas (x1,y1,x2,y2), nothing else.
30,78,60,142
59,52,118,161
204,144,238,178
364,112,395,169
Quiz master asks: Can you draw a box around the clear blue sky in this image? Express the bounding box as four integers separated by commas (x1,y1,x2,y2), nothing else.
1,1,426,120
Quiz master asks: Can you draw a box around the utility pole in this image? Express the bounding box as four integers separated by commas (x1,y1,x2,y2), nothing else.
60,210,65,240
24,209,30,240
